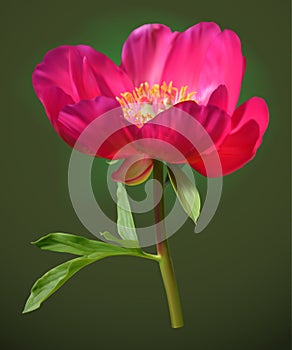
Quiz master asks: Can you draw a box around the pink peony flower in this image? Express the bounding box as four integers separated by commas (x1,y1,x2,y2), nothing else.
33,22,269,184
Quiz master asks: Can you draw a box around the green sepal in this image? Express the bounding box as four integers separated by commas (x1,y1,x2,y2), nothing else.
167,165,201,224
116,182,139,242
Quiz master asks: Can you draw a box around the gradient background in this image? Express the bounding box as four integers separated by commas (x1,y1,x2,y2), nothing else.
1,0,290,349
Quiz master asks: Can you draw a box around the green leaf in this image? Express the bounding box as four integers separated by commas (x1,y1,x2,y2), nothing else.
116,183,139,242
167,165,201,224
23,255,98,313
32,232,136,256
24,234,158,313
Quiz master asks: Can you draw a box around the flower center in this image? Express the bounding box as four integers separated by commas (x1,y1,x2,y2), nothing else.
116,81,197,128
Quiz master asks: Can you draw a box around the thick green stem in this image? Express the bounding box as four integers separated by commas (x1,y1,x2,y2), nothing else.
153,160,184,329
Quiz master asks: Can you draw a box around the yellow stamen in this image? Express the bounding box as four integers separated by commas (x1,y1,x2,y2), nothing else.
116,81,197,128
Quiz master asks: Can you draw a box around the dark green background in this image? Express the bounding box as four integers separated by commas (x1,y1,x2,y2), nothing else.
1,0,290,349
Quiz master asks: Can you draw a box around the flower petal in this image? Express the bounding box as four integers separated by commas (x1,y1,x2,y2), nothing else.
33,45,133,106
67,47,101,101
78,45,133,97
231,97,269,149
112,156,153,186
190,97,268,177
197,29,245,114
136,101,231,164
191,120,260,176
161,22,221,91
207,85,228,112
57,97,139,158
120,24,177,86
175,101,231,149
33,46,80,103
40,86,74,125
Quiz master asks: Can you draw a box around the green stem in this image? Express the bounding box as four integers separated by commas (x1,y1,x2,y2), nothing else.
153,160,184,329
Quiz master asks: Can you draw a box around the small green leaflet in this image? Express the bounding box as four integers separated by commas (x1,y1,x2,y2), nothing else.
32,232,131,255
23,233,158,314
116,182,139,242
167,165,201,224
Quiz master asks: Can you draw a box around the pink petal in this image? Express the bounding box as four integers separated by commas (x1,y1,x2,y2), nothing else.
219,120,261,174
175,101,231,149
40,86,74,125
207,85,228,112
136,101,231,164
33,46,80,103
77,45,133,97
111,156,153,186
68,47,101,101
191,97,269,177
57,97,139,158
33,45,133,107
191,97,268,176
120,24,178,86
197,29,245,114
191,120,260,176
231,97,269,149
161,22,221,92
